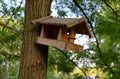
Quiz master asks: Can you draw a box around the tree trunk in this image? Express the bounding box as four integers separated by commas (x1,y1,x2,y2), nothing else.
18,0,52,79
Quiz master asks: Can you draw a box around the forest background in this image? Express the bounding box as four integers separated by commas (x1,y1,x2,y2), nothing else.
0,0,120,79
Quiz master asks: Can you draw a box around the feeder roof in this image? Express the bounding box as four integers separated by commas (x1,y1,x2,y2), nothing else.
31,16,92,38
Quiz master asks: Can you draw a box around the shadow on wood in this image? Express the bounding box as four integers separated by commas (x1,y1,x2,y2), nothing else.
31,16,92,52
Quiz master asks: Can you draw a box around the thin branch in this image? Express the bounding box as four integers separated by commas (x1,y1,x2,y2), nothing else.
0,0,23,36
0,22,23,36
0,51,20,58
101,0,117,16
55,48,87,77
4,0,23,28
73,0,119,78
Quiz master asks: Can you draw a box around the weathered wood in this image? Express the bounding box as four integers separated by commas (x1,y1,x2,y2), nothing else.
68,27,76,43
32,17,85,28
37,37,83,52
31,16,92,38
37,22,66,27
31,16,92,52
40,25,45,37
31,16,52,25
84,21,92,38
40,25,60,39
57,27,68,42
57,27,63,40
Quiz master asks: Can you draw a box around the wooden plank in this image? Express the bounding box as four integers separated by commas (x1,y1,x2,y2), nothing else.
57,27,62,40
70,21,92,38
37,22,66,27
40,25,45,37
68,27,76,43
36,37,83,52
57,27,68,42
36,17,85,28
31,16,86,28
84,21,92,38
66,17,86,28
66,43,83,52
37,37,66,49
31,16,52,24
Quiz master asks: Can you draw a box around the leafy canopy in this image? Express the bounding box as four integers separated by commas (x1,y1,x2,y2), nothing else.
0,0,120,79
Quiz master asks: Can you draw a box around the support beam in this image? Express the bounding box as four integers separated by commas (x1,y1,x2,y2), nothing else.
36,37,83,52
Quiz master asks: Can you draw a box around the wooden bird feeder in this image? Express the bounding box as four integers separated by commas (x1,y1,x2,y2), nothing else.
31,16,92,52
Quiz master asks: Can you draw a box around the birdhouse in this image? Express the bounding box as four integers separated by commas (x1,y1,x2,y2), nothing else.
31,16,92,52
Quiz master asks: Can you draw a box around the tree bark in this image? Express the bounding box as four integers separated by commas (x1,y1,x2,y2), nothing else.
18,0,52,79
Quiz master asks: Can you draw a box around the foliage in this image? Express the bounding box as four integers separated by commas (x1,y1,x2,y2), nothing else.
0,0,23,78
90,0,120,78
0,0,120,79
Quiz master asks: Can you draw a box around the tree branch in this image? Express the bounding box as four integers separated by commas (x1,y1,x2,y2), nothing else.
0,22,23,36
55,48,87,77
5,0,23,26
73,0,119,78
0,51,20,58
101,0,117,16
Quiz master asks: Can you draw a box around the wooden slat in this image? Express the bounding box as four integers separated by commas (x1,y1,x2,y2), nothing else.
68,27,76,43
84,21,92,38
35,17,85,28
66,43,83,52
37,22,66,27
66,17,86,28
57,27,68,42
31,16,52,24
31,16,85,28
36,37,83,52
57,27,62,40
40,25,45,37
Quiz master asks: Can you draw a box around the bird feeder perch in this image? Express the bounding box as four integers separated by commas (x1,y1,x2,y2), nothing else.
31,16,92,52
